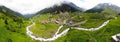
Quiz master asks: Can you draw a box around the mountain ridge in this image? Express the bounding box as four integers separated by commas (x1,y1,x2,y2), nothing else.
85,3,120,13
24,2,85,18
0,6,24,18
1,3,120,18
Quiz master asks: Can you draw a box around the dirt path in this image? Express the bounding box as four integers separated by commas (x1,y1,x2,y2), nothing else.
26,20,110,41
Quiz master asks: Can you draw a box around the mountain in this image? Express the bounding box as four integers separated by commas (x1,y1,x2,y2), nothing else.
85,3,120,13
0,6,24,18
0,2,84,18
34,2,84,15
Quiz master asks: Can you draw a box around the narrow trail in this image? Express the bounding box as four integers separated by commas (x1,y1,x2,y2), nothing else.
71,20,110,31
26,20,110,41
26,20,70,41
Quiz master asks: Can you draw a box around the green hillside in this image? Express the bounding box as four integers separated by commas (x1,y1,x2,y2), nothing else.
0,6,120,42
54,16,120,42
0,12,37,42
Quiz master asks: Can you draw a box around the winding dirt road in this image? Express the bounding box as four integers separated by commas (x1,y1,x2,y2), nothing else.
26,20,110,41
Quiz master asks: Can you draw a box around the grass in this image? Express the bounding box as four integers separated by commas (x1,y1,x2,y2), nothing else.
0,13,35,42
30,13,60,38
30,22,59,38
0,10,117,42
71,12,113,28
53,16,120,42
80,19,106,28
29,12,116,41
58,25,68,34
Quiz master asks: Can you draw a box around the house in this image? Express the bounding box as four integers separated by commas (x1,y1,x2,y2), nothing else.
112,33,120,42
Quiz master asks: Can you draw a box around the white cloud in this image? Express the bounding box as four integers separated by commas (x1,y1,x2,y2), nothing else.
0,0,120,15
0,0,66,15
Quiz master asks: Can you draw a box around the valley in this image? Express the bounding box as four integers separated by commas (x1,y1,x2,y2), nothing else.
26,8,118,42
0,9,120,42
0,2,120,42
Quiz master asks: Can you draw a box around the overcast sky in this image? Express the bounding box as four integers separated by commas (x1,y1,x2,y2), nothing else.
0,0,120,15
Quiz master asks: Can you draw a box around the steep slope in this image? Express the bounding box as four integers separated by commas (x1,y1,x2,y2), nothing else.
0,13,32,42
0,6,35,42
